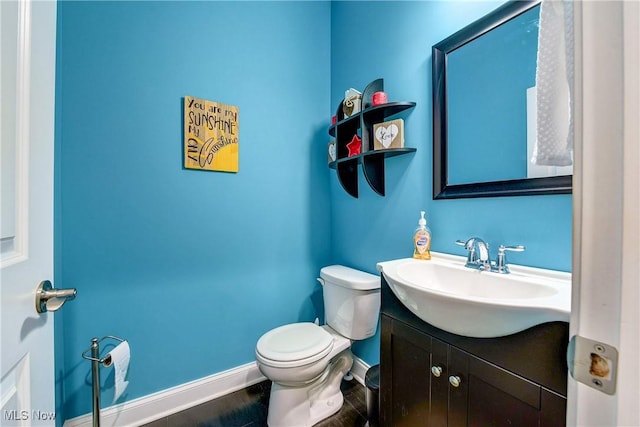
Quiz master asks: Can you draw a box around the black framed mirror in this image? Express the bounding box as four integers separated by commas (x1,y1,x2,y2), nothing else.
432,0,572,199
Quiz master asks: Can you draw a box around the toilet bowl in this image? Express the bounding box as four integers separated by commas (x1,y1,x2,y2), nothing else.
255,265,380,427
256,323,348,386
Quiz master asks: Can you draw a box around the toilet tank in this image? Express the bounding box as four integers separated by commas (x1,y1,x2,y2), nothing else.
319,265,381,340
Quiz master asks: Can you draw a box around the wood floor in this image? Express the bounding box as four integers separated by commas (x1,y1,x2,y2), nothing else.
142,379,369,427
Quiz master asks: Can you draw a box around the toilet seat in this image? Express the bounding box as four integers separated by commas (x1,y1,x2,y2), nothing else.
256,323,334,368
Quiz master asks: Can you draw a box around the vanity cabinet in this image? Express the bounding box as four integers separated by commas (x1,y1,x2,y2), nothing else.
328,79,416,198
380,276,569,427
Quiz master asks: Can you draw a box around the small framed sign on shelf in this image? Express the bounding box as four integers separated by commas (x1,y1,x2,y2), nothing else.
373,119,404,150
328,140,337,164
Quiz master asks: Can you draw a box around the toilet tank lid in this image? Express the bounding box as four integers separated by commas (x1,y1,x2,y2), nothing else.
319,265,380,291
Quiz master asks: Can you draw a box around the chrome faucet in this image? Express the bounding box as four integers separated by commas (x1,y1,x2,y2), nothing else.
455,237,492,270
456,238,525,274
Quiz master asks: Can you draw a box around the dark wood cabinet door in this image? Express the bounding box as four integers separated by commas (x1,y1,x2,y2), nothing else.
381,315,431,426
541,389,567,427
381,315,567,427
447,345,469,427
429,338,448,427
454,346,542,427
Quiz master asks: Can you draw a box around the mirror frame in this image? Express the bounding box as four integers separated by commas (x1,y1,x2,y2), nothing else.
432,0,572,199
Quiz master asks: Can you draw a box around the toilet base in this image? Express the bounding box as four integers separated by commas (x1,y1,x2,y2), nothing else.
266,349,353,427
267,383,344,427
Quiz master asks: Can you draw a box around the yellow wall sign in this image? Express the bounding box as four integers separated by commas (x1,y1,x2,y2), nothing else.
184,96,239,172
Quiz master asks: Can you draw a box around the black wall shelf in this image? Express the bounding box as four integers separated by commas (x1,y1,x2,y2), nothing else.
329,148,417,197
328,79,416,198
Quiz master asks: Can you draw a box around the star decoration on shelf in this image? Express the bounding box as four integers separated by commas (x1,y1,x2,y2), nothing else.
346,134,362,157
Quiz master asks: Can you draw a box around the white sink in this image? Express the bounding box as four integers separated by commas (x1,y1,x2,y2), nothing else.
377,253,571,338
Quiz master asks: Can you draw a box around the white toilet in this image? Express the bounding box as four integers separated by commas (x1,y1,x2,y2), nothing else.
255,265,381,427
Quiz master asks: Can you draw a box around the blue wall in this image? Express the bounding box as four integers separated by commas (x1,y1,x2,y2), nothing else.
329,2,572,365
54,1,331,421
55,0,573,423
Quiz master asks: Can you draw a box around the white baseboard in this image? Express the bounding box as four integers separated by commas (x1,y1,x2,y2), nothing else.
62,356,373,427
350,355,371,385
63,362,266,427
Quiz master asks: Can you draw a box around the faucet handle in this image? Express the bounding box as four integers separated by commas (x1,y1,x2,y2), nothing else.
455,239,477,264
456,238,490,268
499,245,525,253
455,238,476,254
456,237,486,251
495,245,526,273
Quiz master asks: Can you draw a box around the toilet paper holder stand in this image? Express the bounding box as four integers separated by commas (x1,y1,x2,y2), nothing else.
81,335,126,427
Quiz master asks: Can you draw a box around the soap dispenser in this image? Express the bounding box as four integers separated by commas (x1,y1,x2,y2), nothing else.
413,211,432,260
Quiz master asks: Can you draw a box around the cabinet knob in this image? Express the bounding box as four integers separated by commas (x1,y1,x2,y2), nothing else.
448,375,462,387
431,366,443,377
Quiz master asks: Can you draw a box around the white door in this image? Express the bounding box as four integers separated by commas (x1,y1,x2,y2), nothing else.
569,1,640,426
1,0,58,425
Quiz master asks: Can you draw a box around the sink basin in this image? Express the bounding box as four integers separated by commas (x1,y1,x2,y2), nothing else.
377,253,571,338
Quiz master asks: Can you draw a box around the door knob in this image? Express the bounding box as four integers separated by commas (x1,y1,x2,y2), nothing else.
35,280,77,314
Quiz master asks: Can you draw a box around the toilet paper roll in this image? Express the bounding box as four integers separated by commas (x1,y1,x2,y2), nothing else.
104,341,130,404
